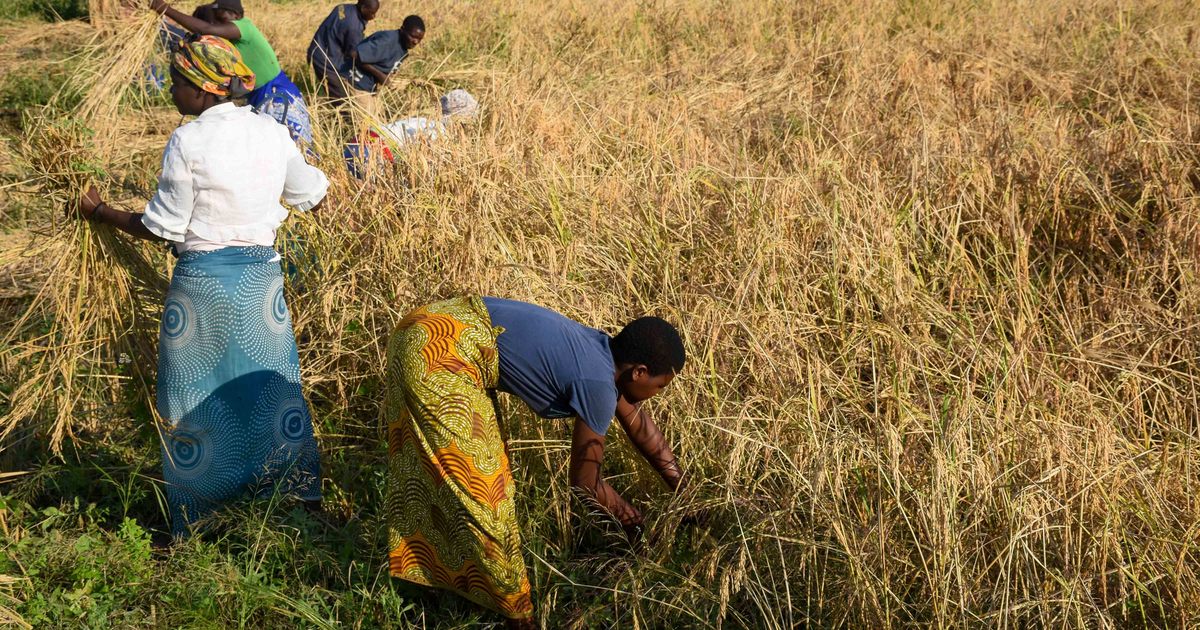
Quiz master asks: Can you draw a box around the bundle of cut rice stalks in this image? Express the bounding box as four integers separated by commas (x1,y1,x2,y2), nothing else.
88,0,134,32
2,5,172,451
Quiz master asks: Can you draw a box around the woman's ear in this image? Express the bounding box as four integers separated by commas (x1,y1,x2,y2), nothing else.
631,364,650,382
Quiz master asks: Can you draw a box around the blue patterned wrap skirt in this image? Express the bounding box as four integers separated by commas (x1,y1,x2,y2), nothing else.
157,246,320,535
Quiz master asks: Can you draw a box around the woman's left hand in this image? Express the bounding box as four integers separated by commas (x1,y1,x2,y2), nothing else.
70,186,103,221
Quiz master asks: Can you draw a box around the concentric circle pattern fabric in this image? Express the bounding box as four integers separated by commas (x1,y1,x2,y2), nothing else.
234,263,297,375
158,246,320,535
158,274,231,384
383,296,534,619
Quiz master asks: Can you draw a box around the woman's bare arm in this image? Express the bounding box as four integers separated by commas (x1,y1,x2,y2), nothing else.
151,1,242,40
72,187,163,242
568,419,643,526
614,395,685,492
92,205,163,241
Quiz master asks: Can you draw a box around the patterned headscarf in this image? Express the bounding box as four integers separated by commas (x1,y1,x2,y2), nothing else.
172,35,255,98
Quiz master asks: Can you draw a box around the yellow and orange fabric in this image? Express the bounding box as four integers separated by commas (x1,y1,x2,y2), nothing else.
172,35,255,97
383,296,534,619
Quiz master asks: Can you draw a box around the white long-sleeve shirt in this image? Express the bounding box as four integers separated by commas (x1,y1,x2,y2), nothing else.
142,102,329,254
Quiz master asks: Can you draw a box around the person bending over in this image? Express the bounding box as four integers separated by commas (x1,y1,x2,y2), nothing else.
381,296,687,627
307,0,379,101
350,14,423,93
342,88,478,178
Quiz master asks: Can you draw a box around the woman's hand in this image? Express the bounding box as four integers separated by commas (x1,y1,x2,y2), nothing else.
616,499,645,549
623,522,645,550
64,194,162,242
149,0,169,15
614,498,643,527
569,418,648,550
69,186,104,221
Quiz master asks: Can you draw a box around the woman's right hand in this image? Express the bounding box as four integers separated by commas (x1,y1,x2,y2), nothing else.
618,503,645,550
68,186,103,221
148,0,169,15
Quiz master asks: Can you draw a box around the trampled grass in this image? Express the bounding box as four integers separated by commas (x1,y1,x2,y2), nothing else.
0,0,1198,627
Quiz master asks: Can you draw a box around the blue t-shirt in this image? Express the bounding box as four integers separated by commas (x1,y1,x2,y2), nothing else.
351,30,408,92
483,297,619,435
307,3,366,76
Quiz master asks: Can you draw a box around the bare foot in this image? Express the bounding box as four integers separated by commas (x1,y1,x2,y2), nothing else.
505,617,537,630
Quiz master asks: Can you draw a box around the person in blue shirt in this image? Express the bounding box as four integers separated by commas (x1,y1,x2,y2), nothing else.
350,14,424,92
381,296,688,627
307,0,379,100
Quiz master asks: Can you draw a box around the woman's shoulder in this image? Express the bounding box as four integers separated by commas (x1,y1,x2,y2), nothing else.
177,105,291,144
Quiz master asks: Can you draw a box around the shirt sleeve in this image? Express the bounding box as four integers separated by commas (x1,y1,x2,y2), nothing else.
231,17,248,42
141,132,193,242
355,31,394,65
568,379,619,435
282,151,329,212
342,18,364,56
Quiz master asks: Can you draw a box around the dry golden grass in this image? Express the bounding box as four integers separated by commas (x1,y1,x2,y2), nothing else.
2,0,1199,626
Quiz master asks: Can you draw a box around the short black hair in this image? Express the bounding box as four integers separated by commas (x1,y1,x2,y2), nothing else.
611,317,685,376
402,15,425,32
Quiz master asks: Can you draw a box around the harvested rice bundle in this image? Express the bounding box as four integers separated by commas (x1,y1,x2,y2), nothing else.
2,6,170,449
69,7,164,155
88,0,137,32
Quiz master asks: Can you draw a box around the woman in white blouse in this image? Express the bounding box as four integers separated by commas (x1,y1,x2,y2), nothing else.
74,36,329,537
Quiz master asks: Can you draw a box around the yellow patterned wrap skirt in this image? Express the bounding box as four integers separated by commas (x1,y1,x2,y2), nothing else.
383,296,534,619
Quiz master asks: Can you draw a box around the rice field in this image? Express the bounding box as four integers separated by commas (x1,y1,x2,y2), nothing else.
0,0,1198,627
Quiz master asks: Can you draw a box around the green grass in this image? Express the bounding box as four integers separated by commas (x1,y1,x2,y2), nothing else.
0,406,689,628
0,0,87,21
0,72,82,119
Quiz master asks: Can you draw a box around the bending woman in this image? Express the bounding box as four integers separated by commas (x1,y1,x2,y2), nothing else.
382,296,688,626
72,36,329,536
151,0,314,145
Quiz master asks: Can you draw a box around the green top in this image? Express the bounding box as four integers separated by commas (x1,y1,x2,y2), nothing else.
232,18,281,87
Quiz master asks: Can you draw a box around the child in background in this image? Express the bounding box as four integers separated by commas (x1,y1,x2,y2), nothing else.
307,0,380,101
